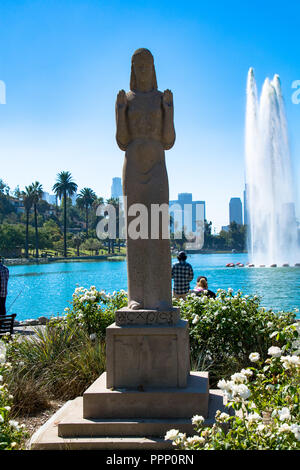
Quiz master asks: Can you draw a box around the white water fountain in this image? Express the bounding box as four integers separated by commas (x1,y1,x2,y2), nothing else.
245,68,299,267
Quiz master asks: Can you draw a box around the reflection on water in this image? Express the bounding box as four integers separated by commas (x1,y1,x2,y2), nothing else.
11,270,91,277
6,254,300,321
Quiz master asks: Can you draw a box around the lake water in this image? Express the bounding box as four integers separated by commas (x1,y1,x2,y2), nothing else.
6,253,300,321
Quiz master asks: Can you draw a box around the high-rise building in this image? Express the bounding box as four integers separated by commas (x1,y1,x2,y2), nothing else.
169,193,206,235
111,177,123,199
71,192,77,206
229,197,243,225
42,192,56,205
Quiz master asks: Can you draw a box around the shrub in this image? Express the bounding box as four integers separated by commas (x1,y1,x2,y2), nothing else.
174,289,296,386
3,287,127,413
0,352,29,449
4,323,106,411
165,322,300,450
64,286,128,338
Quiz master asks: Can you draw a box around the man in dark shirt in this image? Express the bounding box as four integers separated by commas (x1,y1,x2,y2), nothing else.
0,259,9,315
171,251,194,299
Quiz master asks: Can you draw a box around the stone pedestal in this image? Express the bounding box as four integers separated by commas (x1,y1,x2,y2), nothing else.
29,309,227,450
106,319,190,389
30,308,224,450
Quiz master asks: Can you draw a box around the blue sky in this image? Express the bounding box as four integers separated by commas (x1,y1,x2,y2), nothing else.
0,0,299,231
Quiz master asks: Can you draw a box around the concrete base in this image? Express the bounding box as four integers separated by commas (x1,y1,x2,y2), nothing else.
83,372,208,419
29,390,226,450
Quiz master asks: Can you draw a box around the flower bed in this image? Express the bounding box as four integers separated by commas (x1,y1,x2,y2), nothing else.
175,289,297,386
1,286,299,450
165,321,300,450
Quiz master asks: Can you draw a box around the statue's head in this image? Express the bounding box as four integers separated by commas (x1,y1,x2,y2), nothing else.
130,48,158,92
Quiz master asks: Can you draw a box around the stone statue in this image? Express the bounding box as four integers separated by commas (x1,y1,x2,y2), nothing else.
116,48,175,311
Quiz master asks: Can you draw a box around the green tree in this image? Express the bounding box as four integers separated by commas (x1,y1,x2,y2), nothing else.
0,224,24,257
81,237,102,255
52,171,78,257
76,188,97,237
227,222,246,251
203,220,214,249
21,186,34,258
72,233,84,256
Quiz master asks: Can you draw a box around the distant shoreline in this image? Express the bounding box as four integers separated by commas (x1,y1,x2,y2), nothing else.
4,254,126,266
4,251,247,266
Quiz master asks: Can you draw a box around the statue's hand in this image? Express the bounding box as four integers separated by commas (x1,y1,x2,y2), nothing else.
116,89,127,110
162,89,173,109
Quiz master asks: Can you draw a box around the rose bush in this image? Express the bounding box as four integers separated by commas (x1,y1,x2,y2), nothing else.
174,289,297,385
62,286,128,338
165,321,300,450
0,352,28,450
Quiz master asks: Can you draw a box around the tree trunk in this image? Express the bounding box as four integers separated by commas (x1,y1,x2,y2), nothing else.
86,205,89,237
25,210,29,258
34,204,39,258
64,192,67,257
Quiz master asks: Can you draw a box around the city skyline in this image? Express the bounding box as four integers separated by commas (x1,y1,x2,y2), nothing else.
38,178,247,233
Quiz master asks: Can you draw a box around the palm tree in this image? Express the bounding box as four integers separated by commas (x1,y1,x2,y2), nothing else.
76,187,97,237
106,197,120,254
21,186,34,258
28,181,43,258
52,171,78,257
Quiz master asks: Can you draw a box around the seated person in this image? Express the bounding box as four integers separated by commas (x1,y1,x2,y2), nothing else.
193,276,216,299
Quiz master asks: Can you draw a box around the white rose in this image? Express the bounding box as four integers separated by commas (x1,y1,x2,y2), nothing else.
278,423,291,433
241,368,253,377
232,384,251,400
278,407,291,421
231,372,247,384
290,424,300,441
249,352,260,363
280,355,300,369
192,315,200,325
217,379,233,393
192,415,205,426
217,412,230,423
257,424,265,432
268,346,282,357
247,412,261,423
164,429,179,441
9,420,19,429
186,435,205,445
